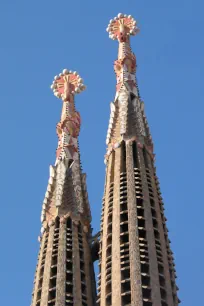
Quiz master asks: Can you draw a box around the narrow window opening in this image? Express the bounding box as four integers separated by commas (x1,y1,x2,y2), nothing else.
66,272,73,282
159,275,165,287
110,151,115,183
121,141,126,172
48,289,56,300
120,223,128,233
150,198,155,207
121,280,130,293
160,288,167,299
143,148,149,169
154,229,160,240
139,229,146,239
120,212,128,222
138,219,145,228
153,219,158,229
141,263,149,274
142,288,151,299
122,293,131,305
151,208,156,218
121,268,130,280
120,233,129,244
133,141,138,168
66,283,73,293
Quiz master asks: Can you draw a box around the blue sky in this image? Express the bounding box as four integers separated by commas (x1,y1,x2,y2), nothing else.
0,1,203,305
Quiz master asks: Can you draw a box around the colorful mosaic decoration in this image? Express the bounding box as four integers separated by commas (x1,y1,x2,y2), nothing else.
106,13,139,42
51,69,86,100
50,69,85,161
107,13,139,96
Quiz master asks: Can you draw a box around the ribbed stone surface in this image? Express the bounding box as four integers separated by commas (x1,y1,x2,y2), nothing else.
56,221,66,306
32,218,95,306
31,233,46,306
147,153,175,306
100,153,114,306
111,148,121,306
72,223,82,305
126,143,143,306
138,147,162,305
40,225,55,306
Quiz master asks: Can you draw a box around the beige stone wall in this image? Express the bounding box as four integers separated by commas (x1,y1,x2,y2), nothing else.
55,221,66,306
98,140,179,306
40,225,55,306
111,148,122,306
31,217,95,306
138,147,162,305
126,142,143,306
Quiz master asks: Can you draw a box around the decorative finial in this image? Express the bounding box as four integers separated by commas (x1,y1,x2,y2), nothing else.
106,13,139,42
49,69,86,162
50,69,86,101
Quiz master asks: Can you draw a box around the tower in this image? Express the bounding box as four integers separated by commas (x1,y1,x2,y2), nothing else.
97,14,179,306
31,69,96,306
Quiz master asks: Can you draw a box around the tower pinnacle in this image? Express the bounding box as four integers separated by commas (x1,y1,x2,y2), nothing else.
50,70,86,162
105,14,146,160
107,14,139,99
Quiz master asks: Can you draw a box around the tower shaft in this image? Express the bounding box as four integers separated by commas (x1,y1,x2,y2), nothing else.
97,14,179,306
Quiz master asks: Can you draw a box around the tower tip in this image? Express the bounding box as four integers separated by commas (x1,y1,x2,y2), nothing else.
51,69,86,101
107,14,139,42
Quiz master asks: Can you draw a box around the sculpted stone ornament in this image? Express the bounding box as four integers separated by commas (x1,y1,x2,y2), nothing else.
105,13,145,161
106,13,139,42
55,158,67,207
38,69,87,220
51,70,85,163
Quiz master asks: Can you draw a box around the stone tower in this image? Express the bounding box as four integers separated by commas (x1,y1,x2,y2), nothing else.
31,69,96,306
97,14,180,306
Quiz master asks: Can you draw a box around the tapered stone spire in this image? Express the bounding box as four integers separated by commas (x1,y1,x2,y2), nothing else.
31,69,96,306
97,14,180,306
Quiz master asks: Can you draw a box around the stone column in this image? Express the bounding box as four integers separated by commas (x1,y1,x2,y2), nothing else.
31,233,46,306
72,221,82,305
56,221,66,306
138,147,161,305
112,148,122,306
126,142,143,306
40,225,55,306
83,229,93,306
148,156,174,306
100,153,114,306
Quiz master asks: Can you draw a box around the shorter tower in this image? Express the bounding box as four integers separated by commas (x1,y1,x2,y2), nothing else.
31,69,96,306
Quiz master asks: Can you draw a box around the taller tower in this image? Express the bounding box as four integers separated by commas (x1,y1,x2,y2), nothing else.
31,69,96,306
97,14,180,306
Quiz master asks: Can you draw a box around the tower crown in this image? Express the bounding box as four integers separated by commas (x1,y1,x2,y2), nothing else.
51,69,86,100
106,13,139,42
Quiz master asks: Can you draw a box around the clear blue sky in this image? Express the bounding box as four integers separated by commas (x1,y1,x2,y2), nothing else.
0,1,203,305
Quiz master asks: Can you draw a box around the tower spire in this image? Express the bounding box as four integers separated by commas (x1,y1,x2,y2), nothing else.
105,14,148,159
107,13,139,98
31,69,96,306
97,14,180,306
49,70,86,214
